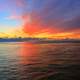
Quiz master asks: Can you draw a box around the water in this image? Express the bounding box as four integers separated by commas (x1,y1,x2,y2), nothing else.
0,42,80,80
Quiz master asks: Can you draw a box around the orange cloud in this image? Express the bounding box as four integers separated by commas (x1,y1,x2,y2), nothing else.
21,14,80,39
21,13,60,36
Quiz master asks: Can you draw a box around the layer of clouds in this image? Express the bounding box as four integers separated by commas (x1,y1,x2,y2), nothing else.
31,0,80,32
2,0,80,35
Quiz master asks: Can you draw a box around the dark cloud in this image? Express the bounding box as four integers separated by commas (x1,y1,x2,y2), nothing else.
61,17,80,31
32,0,80,29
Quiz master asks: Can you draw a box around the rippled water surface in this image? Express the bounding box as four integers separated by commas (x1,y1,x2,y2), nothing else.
0,42,80,80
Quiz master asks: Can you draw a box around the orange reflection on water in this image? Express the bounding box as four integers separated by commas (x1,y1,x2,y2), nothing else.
18,42,67,66
18,42,40,64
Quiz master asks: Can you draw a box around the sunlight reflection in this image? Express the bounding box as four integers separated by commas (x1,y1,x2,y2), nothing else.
18,42,40,64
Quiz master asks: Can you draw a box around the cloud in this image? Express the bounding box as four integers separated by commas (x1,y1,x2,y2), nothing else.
17,0,80,38
60,17,80,31
6,15,21,20
16,0,25,7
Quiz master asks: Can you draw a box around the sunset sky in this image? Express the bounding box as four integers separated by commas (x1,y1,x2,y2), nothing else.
0,0,80,39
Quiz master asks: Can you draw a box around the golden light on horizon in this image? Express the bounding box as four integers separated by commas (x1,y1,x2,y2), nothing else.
0,28,80,39
32,32,80,39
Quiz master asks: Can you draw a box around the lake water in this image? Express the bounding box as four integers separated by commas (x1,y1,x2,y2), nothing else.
0,42,80,80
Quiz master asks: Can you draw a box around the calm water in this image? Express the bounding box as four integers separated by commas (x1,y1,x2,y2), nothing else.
0,42,80,80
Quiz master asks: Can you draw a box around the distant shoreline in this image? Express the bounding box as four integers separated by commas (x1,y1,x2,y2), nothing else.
0,38,80,43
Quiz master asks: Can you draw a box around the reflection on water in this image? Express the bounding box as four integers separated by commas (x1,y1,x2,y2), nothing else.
0,42,80,80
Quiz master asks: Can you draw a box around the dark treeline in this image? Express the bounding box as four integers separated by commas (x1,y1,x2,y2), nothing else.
0,38,80,43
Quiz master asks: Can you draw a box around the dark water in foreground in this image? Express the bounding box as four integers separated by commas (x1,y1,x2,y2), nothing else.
0,42,80,80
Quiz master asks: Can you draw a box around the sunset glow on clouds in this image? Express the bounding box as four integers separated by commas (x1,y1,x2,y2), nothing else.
0,0,80,39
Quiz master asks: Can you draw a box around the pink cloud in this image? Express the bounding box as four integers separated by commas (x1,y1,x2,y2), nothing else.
6,15,21,20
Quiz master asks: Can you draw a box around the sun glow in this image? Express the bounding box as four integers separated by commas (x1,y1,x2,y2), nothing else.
32,32,80,39
0,29,80,39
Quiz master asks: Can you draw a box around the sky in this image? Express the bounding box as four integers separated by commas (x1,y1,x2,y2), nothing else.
0,0,80,39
